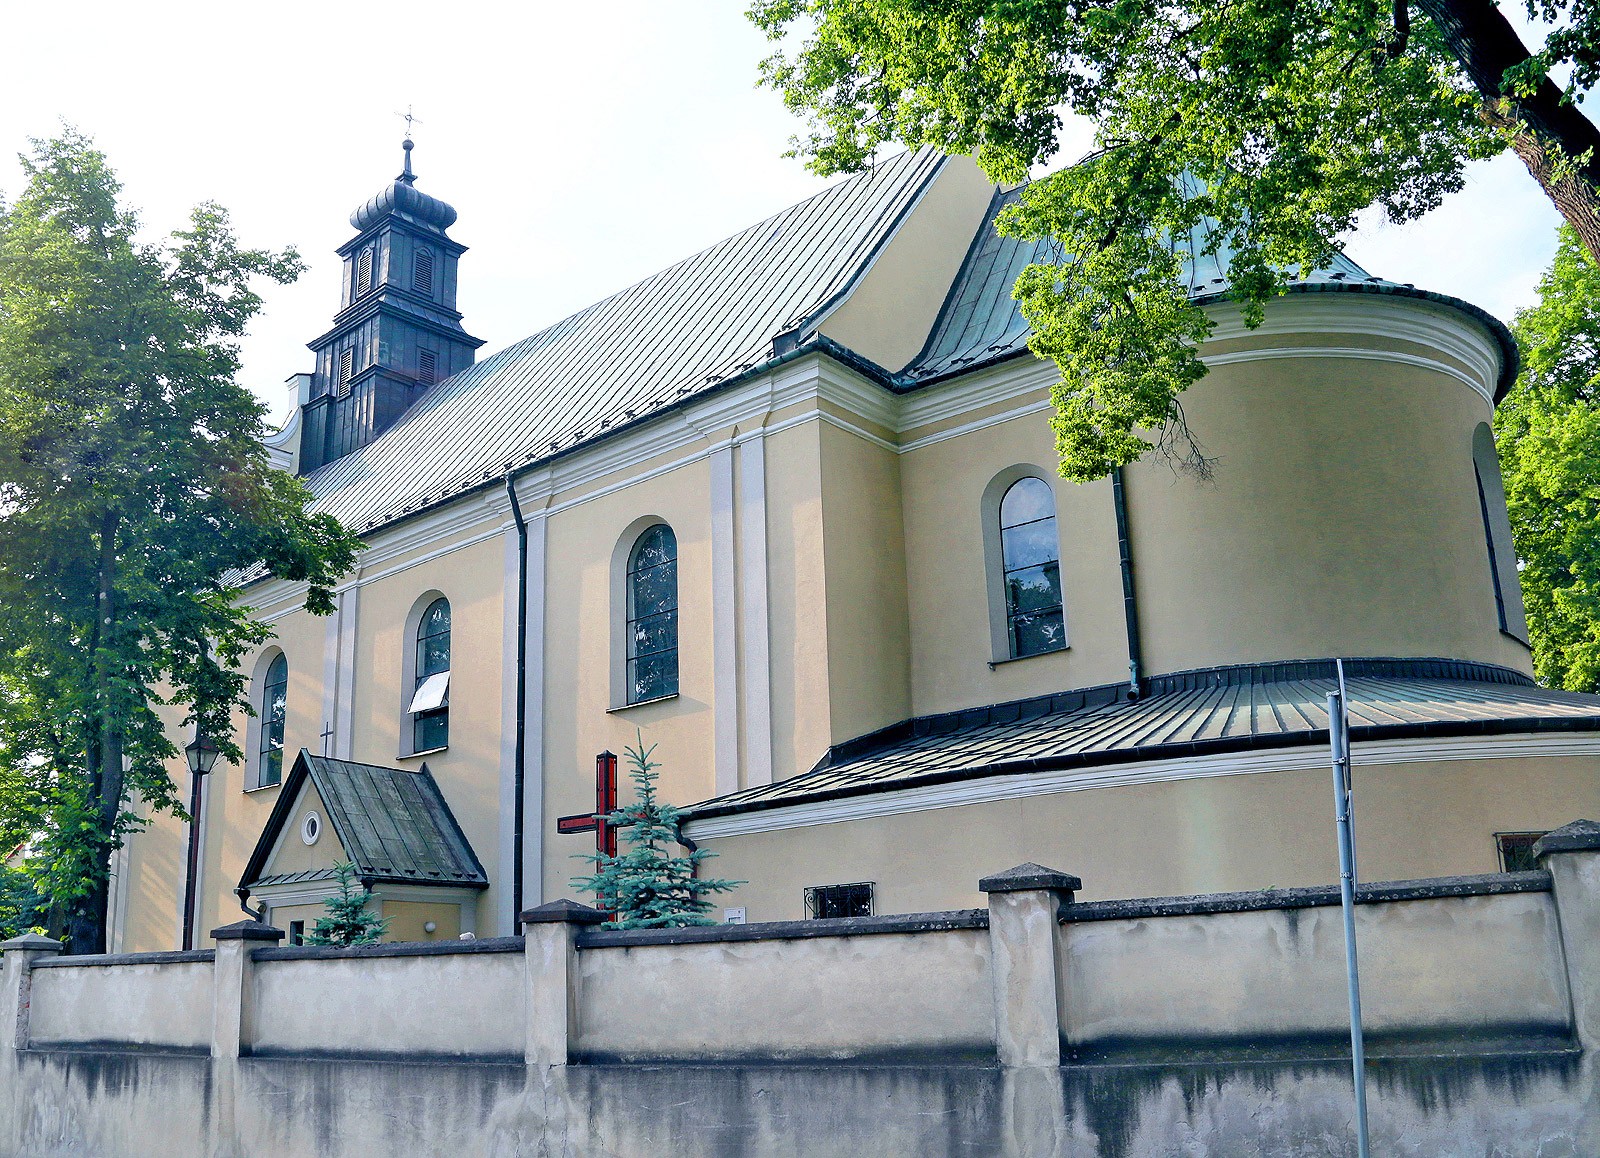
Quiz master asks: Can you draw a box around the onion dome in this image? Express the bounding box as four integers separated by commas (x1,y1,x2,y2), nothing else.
349,138,458,233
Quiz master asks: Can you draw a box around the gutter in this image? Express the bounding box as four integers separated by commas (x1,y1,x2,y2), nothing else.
505,475,529,921
1110,467,1145,700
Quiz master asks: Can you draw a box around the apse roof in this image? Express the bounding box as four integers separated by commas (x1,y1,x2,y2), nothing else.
681,659,1600,823
897,185,1517,390
241,750,488,893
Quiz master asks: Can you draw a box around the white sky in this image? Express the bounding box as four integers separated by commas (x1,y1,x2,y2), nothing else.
0,1,1565,426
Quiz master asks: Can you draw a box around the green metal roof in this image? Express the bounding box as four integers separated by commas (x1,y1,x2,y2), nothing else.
897,185,1518,394
683,659,1600,823
241,750,487,892
296,148,948,536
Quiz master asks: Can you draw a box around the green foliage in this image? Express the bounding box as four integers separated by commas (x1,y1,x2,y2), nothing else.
571,739,742,930
747,0,1546,480
0,864,47,940
0,130,363,951
303,861,389,947
1497,225,1600,691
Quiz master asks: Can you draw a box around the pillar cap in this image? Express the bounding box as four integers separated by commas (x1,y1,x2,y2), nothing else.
520,899,606,926
210,920,285,943
0,933,63,954
1534,820,1600,858
980,863,1083,895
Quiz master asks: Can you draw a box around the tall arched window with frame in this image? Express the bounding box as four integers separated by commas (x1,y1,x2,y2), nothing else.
626,525,678,704
999,477,1066,658
256,653,288,788
411,597,451,751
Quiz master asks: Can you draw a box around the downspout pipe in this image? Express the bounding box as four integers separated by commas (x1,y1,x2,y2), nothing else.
1111,467,1145,700
505,475,529,921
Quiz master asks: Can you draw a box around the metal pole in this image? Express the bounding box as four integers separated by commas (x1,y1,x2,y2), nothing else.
1328,664,1372,1158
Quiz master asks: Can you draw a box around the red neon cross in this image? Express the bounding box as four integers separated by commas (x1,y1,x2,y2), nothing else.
556,751,619,858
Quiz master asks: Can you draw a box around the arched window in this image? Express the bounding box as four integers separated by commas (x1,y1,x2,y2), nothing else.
410,597,451,751
999,477,1066,658
256,653,288,789
626,524,678,703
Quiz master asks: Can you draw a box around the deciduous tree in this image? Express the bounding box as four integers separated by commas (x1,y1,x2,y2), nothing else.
0,131,361,953
1497,225,1600,690
749,0,1600,479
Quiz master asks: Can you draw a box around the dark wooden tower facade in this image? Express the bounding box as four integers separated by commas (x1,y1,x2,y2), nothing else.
299,139,484,474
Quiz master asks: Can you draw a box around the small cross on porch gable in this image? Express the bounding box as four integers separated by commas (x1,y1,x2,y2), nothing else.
556,751,620,858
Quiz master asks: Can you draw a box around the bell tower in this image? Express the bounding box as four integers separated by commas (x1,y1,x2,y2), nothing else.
298,137,484,474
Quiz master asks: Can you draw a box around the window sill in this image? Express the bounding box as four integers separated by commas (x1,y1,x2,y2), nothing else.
398,746,449,760
988,645,1068,670
243,782,282,795
608,692,680,713
1501,628,1532,651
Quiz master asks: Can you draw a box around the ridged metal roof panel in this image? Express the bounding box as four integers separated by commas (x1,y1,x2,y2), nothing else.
900,186,1391,386
243,751,488,888
300,149,947,533
684,660,1600,821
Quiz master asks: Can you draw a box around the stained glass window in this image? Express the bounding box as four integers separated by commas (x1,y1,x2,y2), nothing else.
258,653,287,788
627,525,678,703
413,597,450,751
1000,477,1065,658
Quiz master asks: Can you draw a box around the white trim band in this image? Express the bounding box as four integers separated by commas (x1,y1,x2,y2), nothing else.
682,731,1600,839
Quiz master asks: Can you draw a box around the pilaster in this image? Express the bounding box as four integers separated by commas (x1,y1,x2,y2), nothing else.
981,863,1080,1068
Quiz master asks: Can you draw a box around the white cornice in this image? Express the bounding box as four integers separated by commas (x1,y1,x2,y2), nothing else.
258,290,1500,595
1203,295,1502,404
682,731,1600,839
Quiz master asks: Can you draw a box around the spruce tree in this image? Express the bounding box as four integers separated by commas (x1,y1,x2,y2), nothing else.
304,861,389,947
572,739,742,929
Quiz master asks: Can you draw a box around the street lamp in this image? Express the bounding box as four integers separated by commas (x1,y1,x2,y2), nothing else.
185,732,221,777
181,731,219,950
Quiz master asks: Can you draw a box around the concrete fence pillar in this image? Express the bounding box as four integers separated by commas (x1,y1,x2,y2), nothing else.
1536,820,1600,1051
521,899,605,1067
0,934,63,1052
980,863,1081,1068
210,920,283,1059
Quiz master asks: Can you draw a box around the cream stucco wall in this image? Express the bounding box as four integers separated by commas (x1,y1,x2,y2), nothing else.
698,751,1600,921
1125,334,1531,677
818,156,996,371
899,396,1130,715
540,451,719,899
819,422,912,743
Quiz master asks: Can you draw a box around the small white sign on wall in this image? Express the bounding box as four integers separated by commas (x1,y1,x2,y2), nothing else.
723,908,746,925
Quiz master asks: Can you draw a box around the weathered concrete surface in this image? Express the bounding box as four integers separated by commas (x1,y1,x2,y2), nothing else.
250,950,526,1060
576,928,994,1063
1,1048,1596,1157
29,960,213,1052
1061,889,1570,1049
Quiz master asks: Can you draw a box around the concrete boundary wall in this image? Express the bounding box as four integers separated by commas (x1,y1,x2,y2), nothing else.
6,826,1600,1156
2,872,1582,1066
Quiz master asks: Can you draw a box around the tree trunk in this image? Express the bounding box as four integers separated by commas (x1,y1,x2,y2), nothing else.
69,509,123,956
1419,0,1600,261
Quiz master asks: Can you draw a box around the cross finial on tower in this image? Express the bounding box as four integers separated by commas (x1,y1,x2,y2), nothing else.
396,105,423,180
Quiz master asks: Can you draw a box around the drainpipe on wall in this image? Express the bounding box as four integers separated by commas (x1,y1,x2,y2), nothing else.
1111,467,1145,700
505,475,529,921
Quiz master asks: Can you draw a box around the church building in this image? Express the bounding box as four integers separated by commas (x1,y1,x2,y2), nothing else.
111,141,1600,950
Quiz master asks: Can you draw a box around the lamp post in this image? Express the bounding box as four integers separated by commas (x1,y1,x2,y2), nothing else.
181,732,220,951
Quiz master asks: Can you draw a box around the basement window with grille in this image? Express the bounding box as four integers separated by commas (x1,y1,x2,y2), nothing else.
1496,831,1547,873
805,882,874,920
337,349,354,397
418,348,437,385
414,248,434,295
356,248,374,296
